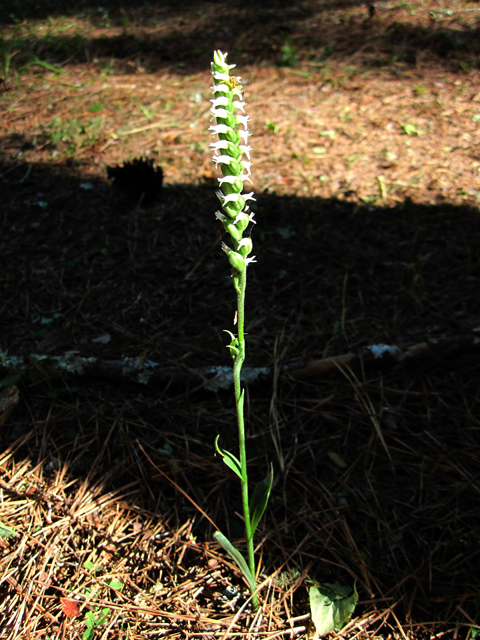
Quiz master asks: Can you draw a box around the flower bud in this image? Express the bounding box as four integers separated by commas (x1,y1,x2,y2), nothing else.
223,219,242,242
232,212,250,233
237,237,253,258
222,243,246,272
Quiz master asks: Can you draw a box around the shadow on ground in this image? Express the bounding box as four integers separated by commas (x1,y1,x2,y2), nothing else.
1,158,480,632
2,0,479,74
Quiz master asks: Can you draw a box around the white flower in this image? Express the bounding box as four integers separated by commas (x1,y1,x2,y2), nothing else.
217,175,241,185
218,174,252,186
239,145,252,159
235,115,250,128
213,71,230,82
241,160,252,175
233,101,246,112
211,96,230,107
232,211,248,226
209,124,234,136
217,192,244,204
211,108,231,119
212,51,235,69
211,140,251,161
237,238,251,250
217,175,237,184
211,83,230,93
233,211,256,225
211,154,237,166
209,140,230,152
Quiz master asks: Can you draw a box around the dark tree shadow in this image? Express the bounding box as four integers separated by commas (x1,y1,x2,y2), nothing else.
1,156,480,629
1,0,479,73
3,0,369,25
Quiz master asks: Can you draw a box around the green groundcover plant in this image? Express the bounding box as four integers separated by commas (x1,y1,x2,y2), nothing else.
209,50,273,610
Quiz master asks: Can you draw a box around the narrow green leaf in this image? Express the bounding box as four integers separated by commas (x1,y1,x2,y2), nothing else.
249,464,274,538
309,581,358,639
214,531,256,593
27,57,66,74
215,435,243,480
0,522,16,538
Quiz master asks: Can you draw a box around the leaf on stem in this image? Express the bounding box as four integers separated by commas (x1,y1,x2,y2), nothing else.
224,330,239,357
309,581,358,638
214,531,256,593
237,388,245,413
249,464,274,538
215,435,243,480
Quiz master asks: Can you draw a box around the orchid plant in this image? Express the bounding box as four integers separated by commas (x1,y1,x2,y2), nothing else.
209,50,273,610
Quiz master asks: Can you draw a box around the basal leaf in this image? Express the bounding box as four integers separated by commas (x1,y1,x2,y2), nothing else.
309,581,358,639
249,464,274,538
214,531,256,593
215,435,243,480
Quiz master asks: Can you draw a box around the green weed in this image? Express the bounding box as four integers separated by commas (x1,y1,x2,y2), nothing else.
0,35,17,79
81,561,123,638
280,38,298,67
401,122,420,136
43,115,105,154
83,608,110,640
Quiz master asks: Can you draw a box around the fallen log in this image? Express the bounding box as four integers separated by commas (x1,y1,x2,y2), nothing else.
288,333,480,379
0,331,479,394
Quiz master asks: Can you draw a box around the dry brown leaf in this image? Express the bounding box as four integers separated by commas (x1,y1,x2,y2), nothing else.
60,597,80,619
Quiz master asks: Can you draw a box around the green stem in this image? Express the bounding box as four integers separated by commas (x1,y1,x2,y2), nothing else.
233,268,258,610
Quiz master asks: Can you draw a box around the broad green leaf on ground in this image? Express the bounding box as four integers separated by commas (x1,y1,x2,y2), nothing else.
309,581,358,638
215,435,243,480
249,464,274,538
107,578,123,590
213,531,256,593
0,374,21,389
0,522,16,538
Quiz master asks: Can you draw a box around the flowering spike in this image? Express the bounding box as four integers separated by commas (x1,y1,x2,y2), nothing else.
209,52,268,613
210,50,255,274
